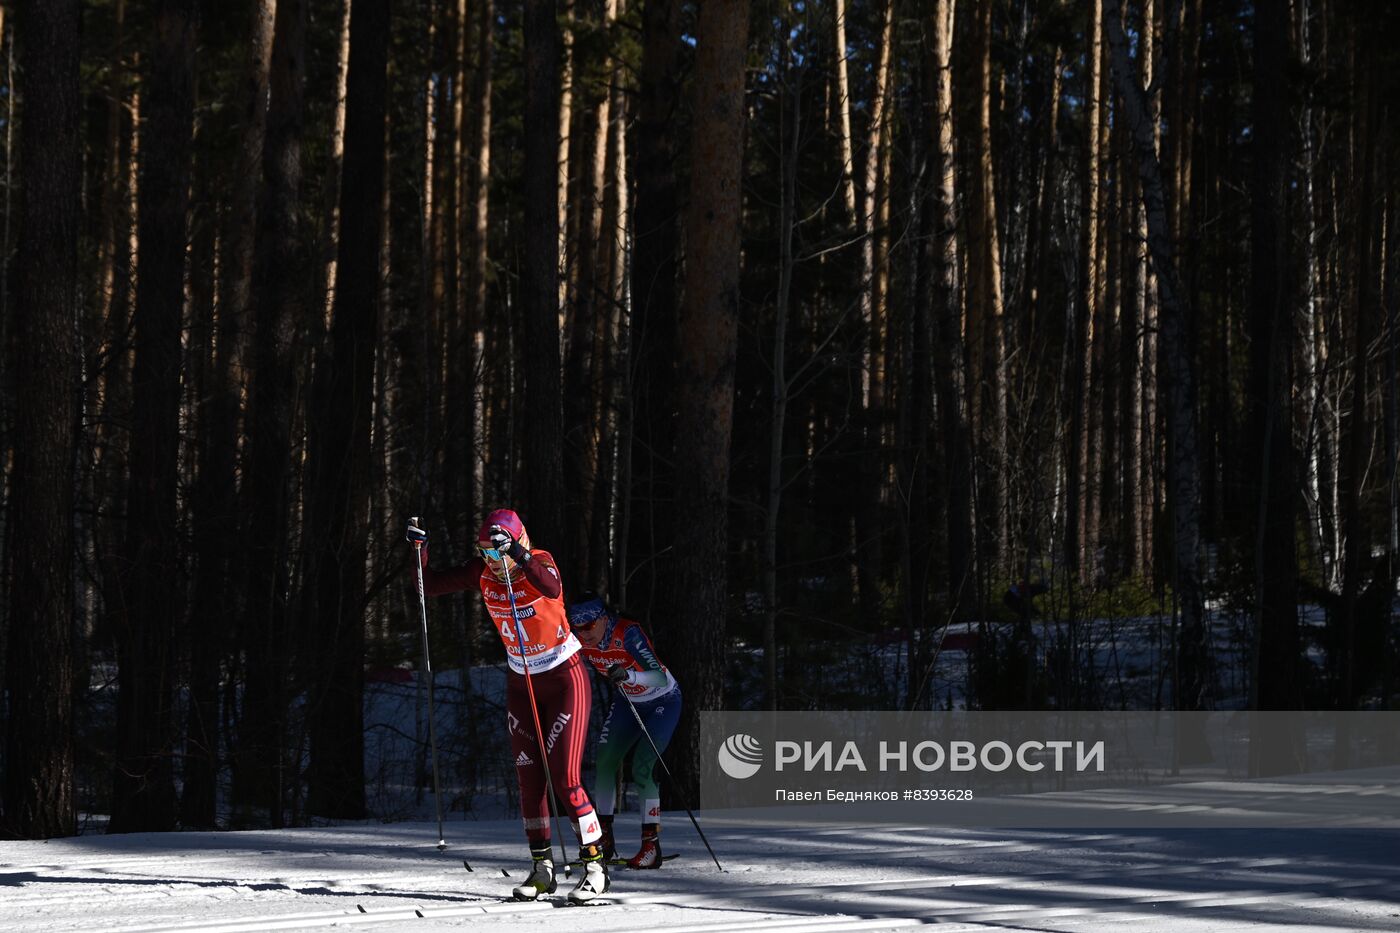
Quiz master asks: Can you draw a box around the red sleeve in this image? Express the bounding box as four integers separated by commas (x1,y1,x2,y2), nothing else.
522,552,562,599
412,546,485,597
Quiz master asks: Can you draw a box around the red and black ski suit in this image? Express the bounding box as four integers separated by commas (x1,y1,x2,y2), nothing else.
417,547,600,848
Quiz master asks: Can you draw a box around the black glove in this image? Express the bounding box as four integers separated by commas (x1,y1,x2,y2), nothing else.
606,663,630,687
489,526,526,561
405,519,428,546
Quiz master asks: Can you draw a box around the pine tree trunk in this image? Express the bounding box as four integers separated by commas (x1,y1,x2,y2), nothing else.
832,0,856,222
590,19,629,595
855,0,892,613
1070,0,1105,584
557,0,576,313
929,0,972,612
1105,0,1207,717
304,0,393,820
1339,5,1381,721
667,0,750,803
624,0,682,610
764,35,800,710
2,0,81,841
1248,0,1302,731
466,0,493,530
565,0,616,586
112,0,197,834
1298,0,1329,584
313,0,352,318
963,0,1008,583
180,0,275,830
523,0,568,555
236,0,308,826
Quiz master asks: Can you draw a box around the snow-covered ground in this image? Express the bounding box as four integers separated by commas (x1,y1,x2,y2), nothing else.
5,773,1399,933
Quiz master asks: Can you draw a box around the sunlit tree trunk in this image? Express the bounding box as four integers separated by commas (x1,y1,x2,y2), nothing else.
314,0,352,318
466,0,493,528
589,10,629,594
832,0,856,222
1297,0,1330,584
557,0,576,315
929,0,971,613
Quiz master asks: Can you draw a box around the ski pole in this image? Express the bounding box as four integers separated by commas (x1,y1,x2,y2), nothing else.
410,517,447,850
499,545,572,874
613,688,724,871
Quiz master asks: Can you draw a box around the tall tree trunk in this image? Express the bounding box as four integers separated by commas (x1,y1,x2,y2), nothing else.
589,17,628,595
1340,4,1381,720
466,0,493,523
565,0,616,587
764,38,800,710
1248,0,1301,733
111,0,197,835
624,0,683,610
831,0,857,223
2,0,81,841
903,34,937,705
105,84,143,673
225,1,276,353
1105,0,1208,717
314,0,352,318
855,0,892,613
89,3,137,730
1070,0,1105,584
1126,0,1156,578
929,0,971,612
557,0,576,314
667,0,749,802
523,0,568,557
1298,0,1329,584
303,0,393,820
95,0,129,342
182,0,276,831
236,0,309,826
968,0,1008,578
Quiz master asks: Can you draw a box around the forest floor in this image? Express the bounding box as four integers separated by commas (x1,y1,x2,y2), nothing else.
4,770,1399,933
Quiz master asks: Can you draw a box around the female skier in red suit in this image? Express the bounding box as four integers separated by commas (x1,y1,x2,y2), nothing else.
407,509,607,903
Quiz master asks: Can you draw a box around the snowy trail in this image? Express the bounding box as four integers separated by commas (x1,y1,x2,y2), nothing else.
3,813,1399,932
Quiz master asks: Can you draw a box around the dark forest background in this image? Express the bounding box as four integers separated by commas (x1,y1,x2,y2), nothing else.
2,0,1399,839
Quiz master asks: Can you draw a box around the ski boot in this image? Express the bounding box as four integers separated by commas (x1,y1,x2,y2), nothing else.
511,845,557,901
599,814,616,861
625,823,663,869
567,843,610,904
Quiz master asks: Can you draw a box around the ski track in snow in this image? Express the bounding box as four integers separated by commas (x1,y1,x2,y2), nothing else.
2,815,1399,932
